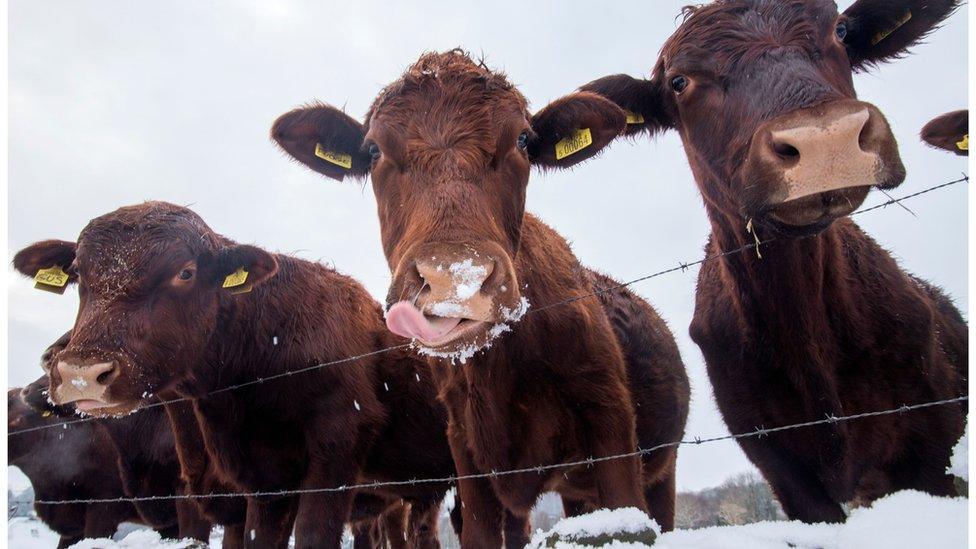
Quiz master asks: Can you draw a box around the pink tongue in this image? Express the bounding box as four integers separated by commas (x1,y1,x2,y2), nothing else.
386,301,463,342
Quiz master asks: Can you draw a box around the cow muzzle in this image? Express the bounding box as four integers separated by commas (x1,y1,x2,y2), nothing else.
53,359,120,413
742,100,905,227
385,243,525,354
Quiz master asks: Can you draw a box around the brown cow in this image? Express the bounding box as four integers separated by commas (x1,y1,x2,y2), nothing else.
9,388,141,548
579,0,968,523
921,109,968,155
24,334,214,543
13,201,456,548
271,49,690,545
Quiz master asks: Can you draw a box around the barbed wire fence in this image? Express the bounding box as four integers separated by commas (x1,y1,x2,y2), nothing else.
28,395,968,505
7,173,968,439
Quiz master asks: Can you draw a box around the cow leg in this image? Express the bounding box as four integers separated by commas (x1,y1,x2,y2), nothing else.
350,521,374,549
56,535,84,549
83,503,121,540
176,498,213,541
449,429,505,548
221,522,248,549
382,502,409,549
645,464,676,532
159,523,181,540
739,437,846,523
406,499,440,549
503,509,530,549
291,460,357,549
560,496,587,517
244,496,298,549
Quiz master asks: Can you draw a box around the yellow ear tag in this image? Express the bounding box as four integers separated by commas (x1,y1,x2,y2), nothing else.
554,128,593,160
222,267,252,294
314,143,353,169
34,266,70,295
871,11,911,45
41,410,52,418
957,134,969,151
625,111,645,124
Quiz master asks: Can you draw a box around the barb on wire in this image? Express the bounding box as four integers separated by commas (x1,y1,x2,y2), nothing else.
30,395,967,505
7,174,968,438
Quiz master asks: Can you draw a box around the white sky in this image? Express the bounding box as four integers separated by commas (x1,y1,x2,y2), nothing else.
7,1,968,492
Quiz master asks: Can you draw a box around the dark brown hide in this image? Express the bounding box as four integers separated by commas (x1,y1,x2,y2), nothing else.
579,0,967,523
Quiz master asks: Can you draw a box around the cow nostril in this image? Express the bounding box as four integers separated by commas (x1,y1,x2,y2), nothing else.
772,141,800,160
95,364,117,386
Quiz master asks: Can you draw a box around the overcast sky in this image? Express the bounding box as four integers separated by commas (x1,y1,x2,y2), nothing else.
7,1,968,493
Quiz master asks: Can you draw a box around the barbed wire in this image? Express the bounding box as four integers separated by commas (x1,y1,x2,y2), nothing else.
8,174,968,437
30,395,968,505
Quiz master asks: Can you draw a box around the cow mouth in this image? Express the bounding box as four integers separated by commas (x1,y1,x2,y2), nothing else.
764,186,870,230
386,301,490,349
70,398,139,417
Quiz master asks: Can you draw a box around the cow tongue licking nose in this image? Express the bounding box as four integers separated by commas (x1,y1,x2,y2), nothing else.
386,302,463,343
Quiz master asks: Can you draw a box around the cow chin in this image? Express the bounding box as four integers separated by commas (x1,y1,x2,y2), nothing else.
72,399,144,418
754,186,871,237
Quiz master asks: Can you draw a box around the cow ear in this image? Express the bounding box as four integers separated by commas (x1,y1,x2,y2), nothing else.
528,92,627,168
920,110,968,156
271,103,370,182
843,0,961,70
13,240,79,287
579,74,673,138
212,245,279,294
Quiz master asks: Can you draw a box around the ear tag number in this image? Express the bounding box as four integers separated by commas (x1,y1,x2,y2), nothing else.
871,11,911,45
625,111,645,124
223,267,252,294
314,143,353,169
554,128,593,160
957,134,969,152
34,266,70,294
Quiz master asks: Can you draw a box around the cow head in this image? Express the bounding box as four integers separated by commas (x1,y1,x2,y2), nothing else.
13,202,278,416
921,110,968,156
273,50,625,358
582,0,959,236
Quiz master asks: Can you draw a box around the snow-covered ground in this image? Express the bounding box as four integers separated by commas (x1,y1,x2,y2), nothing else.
10,491,967,548
530,491,968,549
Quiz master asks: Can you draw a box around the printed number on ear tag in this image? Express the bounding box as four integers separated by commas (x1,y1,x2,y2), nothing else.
554,128,593,160
625,111,645,124
222,268,251,294
314,143,353,169
34,266,70,295
957,134,969,152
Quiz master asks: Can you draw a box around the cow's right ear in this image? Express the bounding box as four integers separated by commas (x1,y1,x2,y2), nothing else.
13,240,79,286
579,74,674,138
920,110,968,156
212,244,279,294
271,103,370,182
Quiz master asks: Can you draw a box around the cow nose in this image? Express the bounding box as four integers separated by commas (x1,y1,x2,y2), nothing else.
415,257,497,320
54,360,117,404
750,101,902,203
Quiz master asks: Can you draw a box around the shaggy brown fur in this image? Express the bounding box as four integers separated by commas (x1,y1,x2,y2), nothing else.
921,109,968,155
13,202,456,549
9,388,141,548
580,0,967,524
272,50,690,545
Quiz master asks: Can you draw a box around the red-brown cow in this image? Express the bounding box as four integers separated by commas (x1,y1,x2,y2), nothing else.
580,0,967,523
13,201,456,549
271,50,690,546
921,109,968,155
9,388,141,548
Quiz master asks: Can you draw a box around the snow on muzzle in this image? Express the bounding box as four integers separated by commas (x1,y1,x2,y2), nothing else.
386,245,526,353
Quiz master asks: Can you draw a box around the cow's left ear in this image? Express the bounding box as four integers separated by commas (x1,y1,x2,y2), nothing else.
212,245,279,294
528,92,627,168
271,103,370,182
920,110,968,156
843,0,961,70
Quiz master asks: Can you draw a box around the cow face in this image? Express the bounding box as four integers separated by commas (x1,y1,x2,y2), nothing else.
273,50,625,357
13,202,278,416
583,0,958,236
921,110,968,156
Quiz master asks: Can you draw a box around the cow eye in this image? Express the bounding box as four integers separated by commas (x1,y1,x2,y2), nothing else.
177,269,194,281
368,143,381,161
670,75,689,94
835,21,847,41
516,132,529,151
